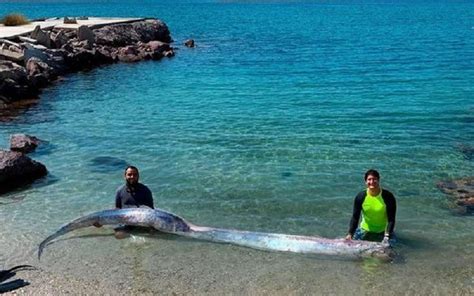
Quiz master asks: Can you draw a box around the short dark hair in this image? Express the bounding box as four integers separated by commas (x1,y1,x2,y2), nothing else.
364,169,380,180
124,165,139,174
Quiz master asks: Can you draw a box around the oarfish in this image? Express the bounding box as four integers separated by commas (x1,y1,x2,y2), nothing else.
38,208,394,261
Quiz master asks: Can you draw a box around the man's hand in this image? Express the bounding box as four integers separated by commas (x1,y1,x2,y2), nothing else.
93,222,102,228
382,235,390,244
345,234,352,240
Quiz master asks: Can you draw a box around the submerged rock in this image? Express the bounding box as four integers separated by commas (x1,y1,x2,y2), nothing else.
184,39,195,48
457,143,474,161
89,156,129,173
437,177,474,214
0,149,47,194
9,134,42,154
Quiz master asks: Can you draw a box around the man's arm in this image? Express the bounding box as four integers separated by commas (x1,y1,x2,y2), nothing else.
346,192,365,239
383,190,397,237
145,186,154,209
115,187,123,209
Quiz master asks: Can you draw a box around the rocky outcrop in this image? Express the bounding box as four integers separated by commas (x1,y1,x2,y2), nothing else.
94,19,172,47
437,177,474,214
0,18,174,109
0,149,47,194
10,134,41,153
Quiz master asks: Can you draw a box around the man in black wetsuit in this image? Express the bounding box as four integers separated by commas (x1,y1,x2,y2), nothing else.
94,165,154,239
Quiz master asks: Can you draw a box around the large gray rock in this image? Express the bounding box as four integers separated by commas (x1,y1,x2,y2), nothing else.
10,134,41,153
0,149,47,194
26,57,52,88
30,25,52,48
0,61,27,82
0,61,35,104
437,177,474,214
23,45,67,76
23,43,51,64
51,29,69,49
77,25,95,44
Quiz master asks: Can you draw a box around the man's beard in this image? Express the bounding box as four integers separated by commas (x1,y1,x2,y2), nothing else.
126,180,137,190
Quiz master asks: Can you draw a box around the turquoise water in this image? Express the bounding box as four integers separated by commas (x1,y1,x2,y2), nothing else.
1,1,473,294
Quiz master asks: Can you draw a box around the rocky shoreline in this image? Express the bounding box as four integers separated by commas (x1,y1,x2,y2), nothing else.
0,17,178,195
0,18,175,108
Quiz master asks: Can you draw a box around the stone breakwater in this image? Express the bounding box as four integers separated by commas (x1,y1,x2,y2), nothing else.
0,18,174,108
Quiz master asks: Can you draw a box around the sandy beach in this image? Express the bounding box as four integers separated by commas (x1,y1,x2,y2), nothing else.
2,226,472,295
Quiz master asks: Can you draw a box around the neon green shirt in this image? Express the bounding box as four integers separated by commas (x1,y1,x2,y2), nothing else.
360,189,388,233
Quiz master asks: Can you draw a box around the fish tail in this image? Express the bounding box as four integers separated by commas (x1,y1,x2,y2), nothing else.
38,226,70,260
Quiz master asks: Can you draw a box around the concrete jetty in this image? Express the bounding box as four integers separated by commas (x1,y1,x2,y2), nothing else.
0,17,145,39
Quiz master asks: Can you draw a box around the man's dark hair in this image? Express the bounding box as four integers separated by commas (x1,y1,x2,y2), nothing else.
124,165,139,174
364,169,380,180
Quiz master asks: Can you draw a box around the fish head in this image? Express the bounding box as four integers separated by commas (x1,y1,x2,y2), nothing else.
360,245,396,262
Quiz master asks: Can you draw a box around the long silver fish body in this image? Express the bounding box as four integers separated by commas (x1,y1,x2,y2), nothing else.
38,208,393,261
38,208,190,259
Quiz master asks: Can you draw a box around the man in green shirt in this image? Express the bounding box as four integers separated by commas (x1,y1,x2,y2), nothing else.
345,169,397,244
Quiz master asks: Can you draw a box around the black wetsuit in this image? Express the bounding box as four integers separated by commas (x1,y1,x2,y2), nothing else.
348,189,396,238
115,183,154,209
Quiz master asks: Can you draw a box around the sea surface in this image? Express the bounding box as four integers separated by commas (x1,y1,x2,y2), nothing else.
0,0,473,294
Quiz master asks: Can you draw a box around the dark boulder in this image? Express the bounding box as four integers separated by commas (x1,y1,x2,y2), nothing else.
0,149,47,194
30,26,52,48
23,45,68,76
132,19,172,43
50,29,69,49
65,48,97,70
94,23,141,47
10,134,42,154
26,57,53,88
437,177,474,214
0,60,37,105
94,19,171,47
117,45,142,62
143,41,171,59
77,25,95,44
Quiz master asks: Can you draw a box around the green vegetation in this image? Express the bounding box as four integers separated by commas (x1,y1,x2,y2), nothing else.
1,14,30,26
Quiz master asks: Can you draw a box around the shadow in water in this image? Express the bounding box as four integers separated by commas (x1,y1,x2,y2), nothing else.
0,265,36,294
0,99,40,123
0,194,26,205
89,156,130,173
0,174,60,201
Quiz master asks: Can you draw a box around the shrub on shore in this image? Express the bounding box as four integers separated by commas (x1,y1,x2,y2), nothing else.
1,13,30,26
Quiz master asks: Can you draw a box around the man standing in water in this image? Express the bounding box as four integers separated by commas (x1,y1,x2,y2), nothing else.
115,165,154,210
345,169,396,244
94,165,154,239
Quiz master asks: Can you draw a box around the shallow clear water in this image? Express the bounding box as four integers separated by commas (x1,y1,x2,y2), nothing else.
0,1,473,294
